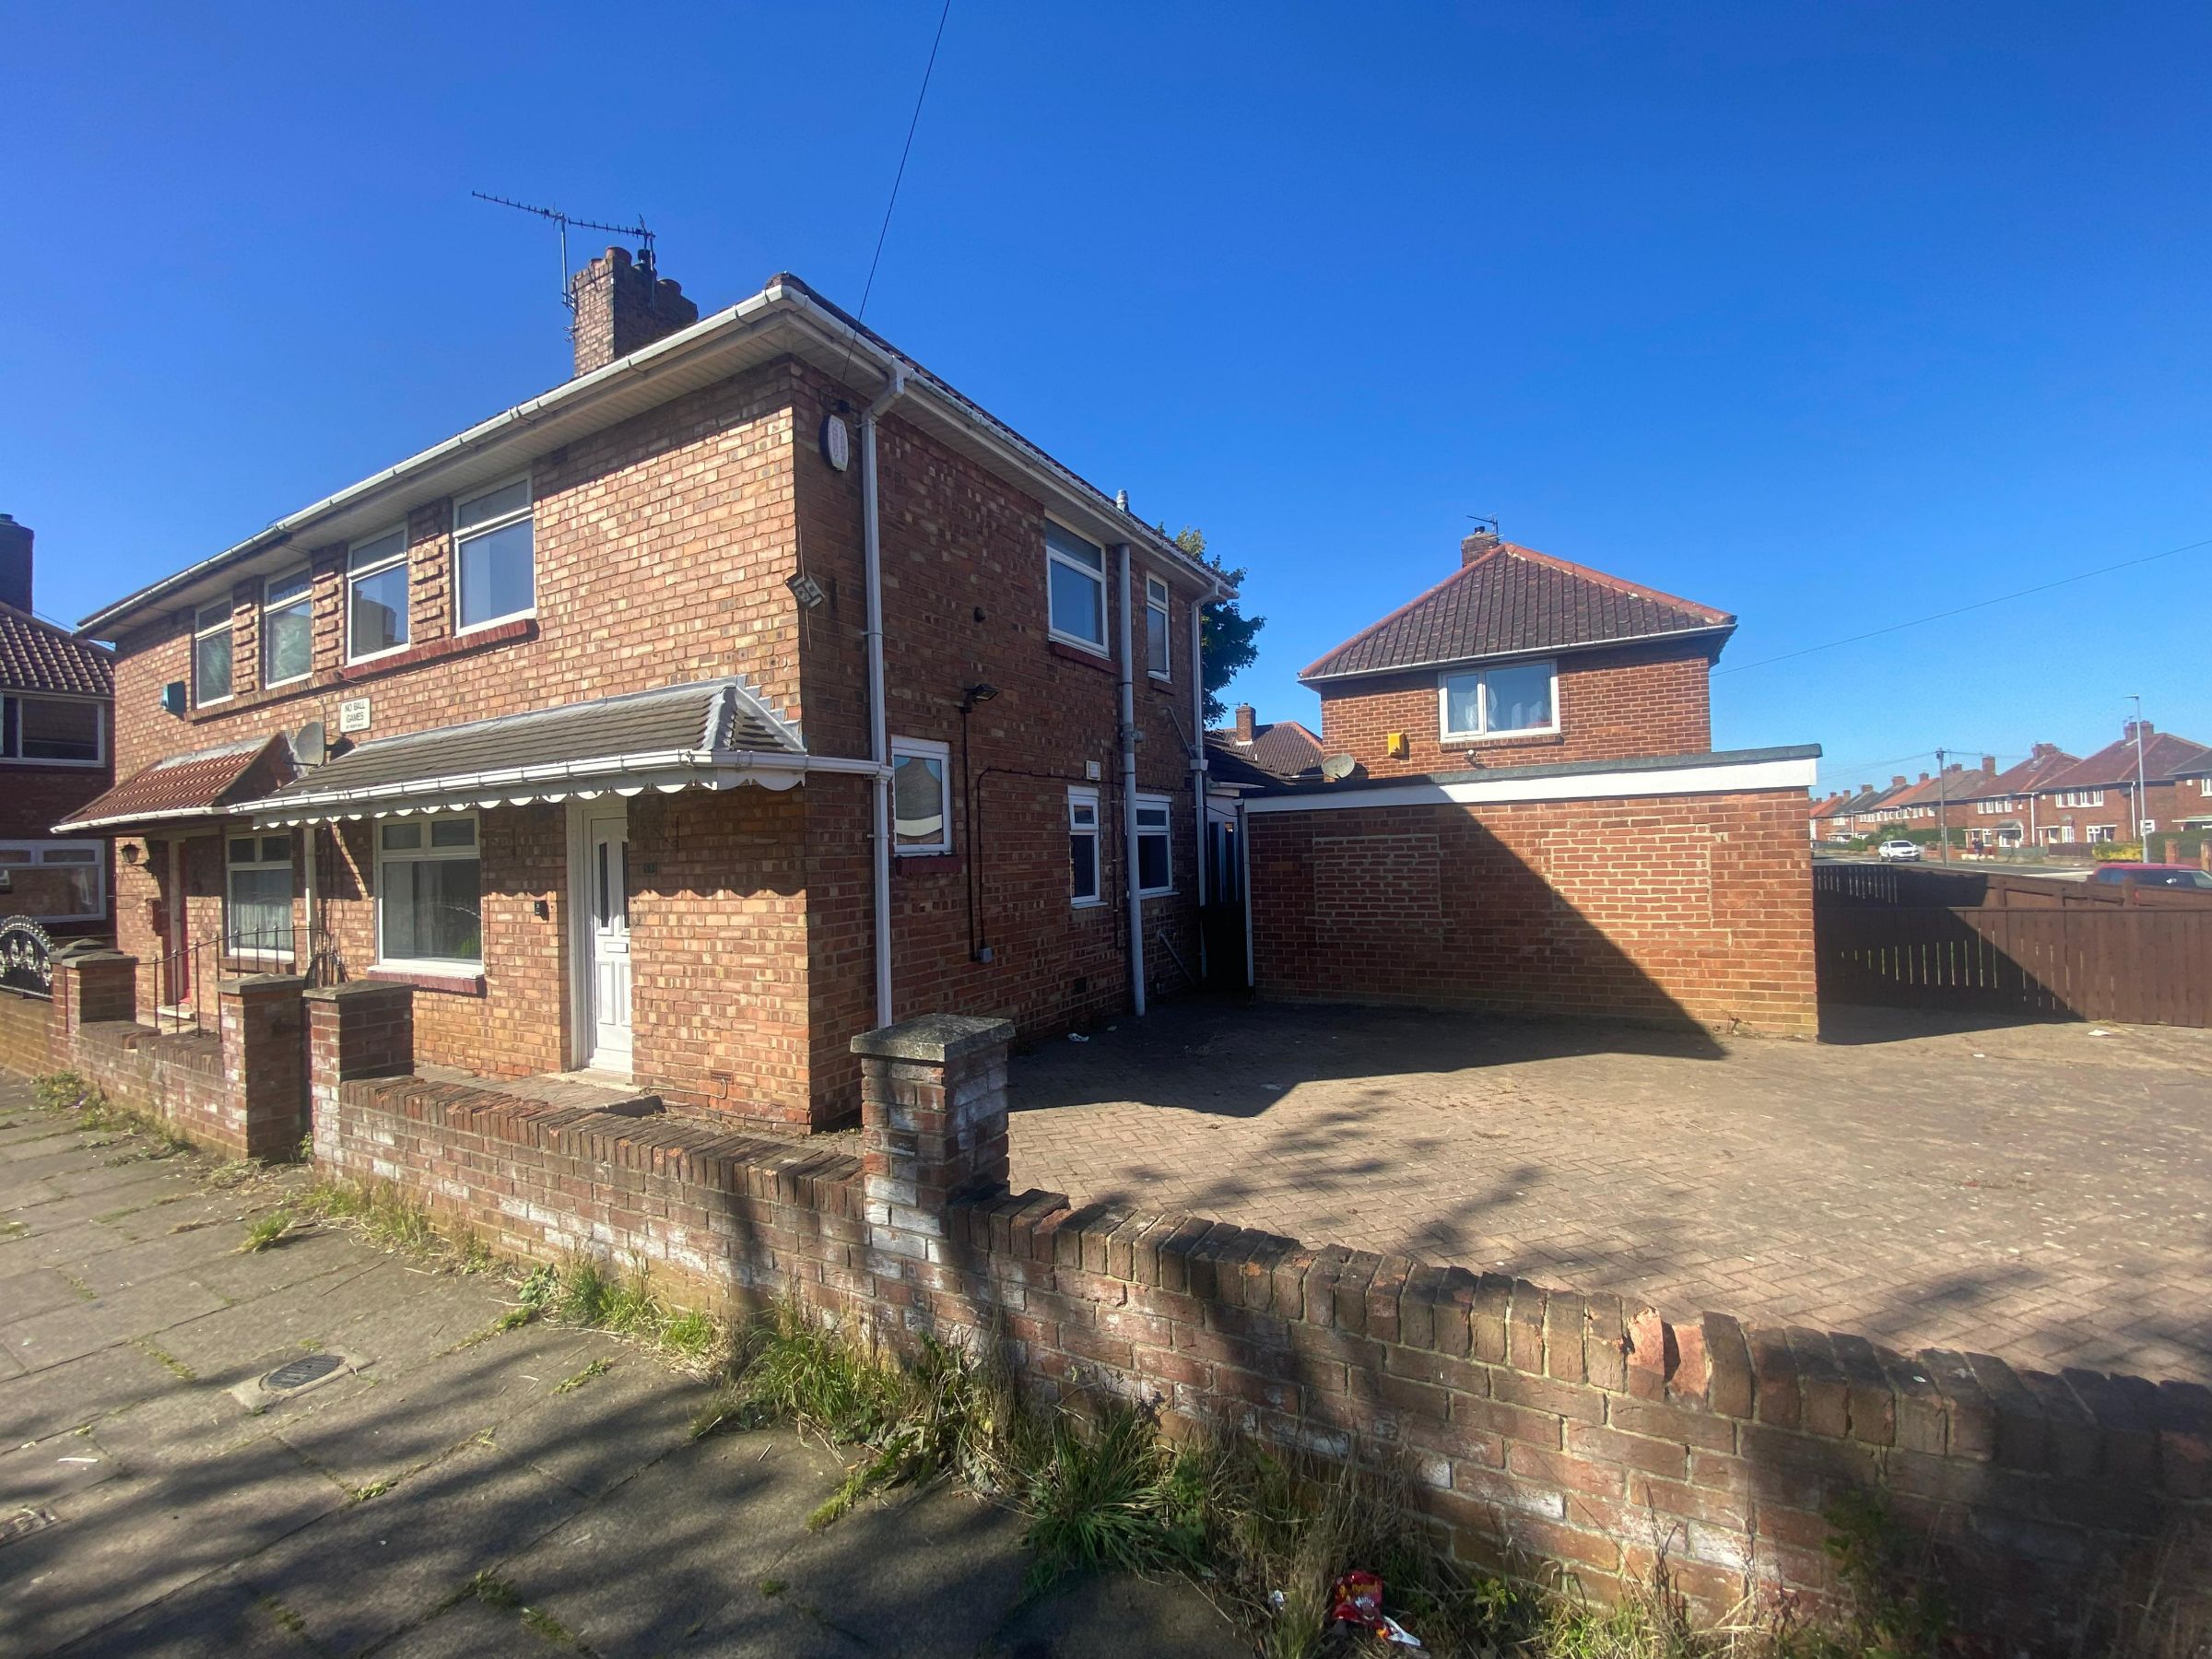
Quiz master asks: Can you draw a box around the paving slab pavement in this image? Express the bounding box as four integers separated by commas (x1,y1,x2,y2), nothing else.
0,1081,1241,1658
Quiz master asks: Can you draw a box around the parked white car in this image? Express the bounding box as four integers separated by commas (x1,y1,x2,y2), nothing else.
1877,839,1922,863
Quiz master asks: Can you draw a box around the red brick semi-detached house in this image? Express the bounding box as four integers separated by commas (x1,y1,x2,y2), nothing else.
2026,720,2212,849
1235,530,1819,1035
64,251,1230,1131
0,514,116,936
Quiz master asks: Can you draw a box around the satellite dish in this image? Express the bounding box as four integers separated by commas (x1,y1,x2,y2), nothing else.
293,721,327,767
1321,753,1357,782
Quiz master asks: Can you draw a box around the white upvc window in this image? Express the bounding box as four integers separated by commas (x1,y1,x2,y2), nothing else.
2088,824,2117,844
1134,794,1173,896
453,477,535,632
376,813,483,970
347,526,411,662
890,736,951,855
0,696,103,766
194,602,234,707
0,840,105,922
262,566,313,688
2057,789,2104,809
1145,576,1171,679
2200,778,2212,797
1068,787,1102,906
1045,522,1108,653
1439,659,1559,742
225,831,295,960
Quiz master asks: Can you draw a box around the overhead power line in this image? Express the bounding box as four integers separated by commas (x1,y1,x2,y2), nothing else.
1718,532,2212,677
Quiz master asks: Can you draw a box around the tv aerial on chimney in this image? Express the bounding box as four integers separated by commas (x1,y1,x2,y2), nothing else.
471,192,657,321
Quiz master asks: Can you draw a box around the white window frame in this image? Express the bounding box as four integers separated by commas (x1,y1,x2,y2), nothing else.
1145,575,1171,680
1045,519,1109,655
346,525,412,664
374,811,485,972
2057,789,2104,809
194,601,234,708
0,839,106,922
1438,658,1560,743
889,736,952,857
0,695,105,769
224,830,295,964
1068,786,1103,908
453,476,536,635
2199,778,2212,797
261,564,313,688
1134,792,1174,897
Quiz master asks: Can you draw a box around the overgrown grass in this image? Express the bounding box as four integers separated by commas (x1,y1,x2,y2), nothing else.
238,1208,297,1253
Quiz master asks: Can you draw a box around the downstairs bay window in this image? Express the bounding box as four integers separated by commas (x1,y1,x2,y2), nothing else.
376,813,482,970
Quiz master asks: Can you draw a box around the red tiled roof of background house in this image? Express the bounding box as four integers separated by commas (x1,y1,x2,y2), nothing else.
0,602,112,699
1301,537,1734,683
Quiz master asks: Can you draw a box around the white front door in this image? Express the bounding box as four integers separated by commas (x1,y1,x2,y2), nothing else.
583,806,632,1072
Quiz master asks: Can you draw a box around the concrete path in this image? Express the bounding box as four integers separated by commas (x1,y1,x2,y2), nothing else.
1011,998,2212,1384
0,1081,1241,1658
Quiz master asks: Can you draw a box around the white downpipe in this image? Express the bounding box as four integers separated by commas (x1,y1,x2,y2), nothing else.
1189,597,1207,976
862,369,907,1029
1116,544,1147,1017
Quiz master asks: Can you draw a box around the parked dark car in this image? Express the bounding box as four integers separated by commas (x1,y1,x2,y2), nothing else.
2088,863,2212,890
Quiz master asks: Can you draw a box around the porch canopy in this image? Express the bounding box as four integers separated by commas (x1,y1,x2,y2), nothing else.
234,677,841,828
56,734,296,836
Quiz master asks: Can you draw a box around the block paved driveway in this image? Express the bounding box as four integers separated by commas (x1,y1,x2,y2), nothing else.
0,1083,1235,1658
1009,999,2212,1385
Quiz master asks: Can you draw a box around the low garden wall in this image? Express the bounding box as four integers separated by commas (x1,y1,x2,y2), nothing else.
8,960,2205,1641
303,997,2208,1643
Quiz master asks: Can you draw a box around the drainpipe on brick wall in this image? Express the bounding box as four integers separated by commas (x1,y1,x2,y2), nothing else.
1237,797,1254,991
1189,597,1207,974
1116,543,1147,1017
861,368,907,1029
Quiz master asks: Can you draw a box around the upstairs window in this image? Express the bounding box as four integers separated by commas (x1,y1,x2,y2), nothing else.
263,566,312,687
890,737,950,855
1145,576,1171,678
347,526,410,661
377,813,482,968
1439,659,1558,742
194,602,234,706
226,832,294,960
454,477,535,631
0,696,102,765
1068,787,1102,906
1134,794,1172,895
1046,523,1106,653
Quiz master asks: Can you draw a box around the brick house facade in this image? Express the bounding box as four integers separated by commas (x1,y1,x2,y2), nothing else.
2026,721,2212,849
0,514,115,935
65,258,1225,1130
1233,532,1818,1036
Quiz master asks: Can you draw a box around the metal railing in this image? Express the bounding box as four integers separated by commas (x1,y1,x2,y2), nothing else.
152,924,346,1035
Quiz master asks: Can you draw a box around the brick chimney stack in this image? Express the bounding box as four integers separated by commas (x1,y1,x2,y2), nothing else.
2124,718,2155,742
568,248,699,377
1462,528,1502,567
1233,703,1256,744
0,514,32,614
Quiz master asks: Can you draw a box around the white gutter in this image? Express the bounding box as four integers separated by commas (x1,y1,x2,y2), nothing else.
1117,543,1147,1018
1240,753,1819,816
862,369,907,1030
56,802,239,835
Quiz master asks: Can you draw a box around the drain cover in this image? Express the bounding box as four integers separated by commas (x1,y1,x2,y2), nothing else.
0,1509,56,1548
261,1353,345,1394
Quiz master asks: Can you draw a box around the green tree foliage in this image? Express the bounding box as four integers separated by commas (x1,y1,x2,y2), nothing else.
1170,527,1263,724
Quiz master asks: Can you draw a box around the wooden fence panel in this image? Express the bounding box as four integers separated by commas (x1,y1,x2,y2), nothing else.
1815,900,2212,1027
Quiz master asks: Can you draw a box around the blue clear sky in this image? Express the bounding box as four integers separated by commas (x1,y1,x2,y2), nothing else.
6,3,2208,790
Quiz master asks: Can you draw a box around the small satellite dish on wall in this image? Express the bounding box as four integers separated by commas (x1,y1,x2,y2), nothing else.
1321,753,1357,782
293,721,327,767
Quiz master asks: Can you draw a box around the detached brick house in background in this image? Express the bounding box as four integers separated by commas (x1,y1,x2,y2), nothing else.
63,252,1226,1131
1232,532,1819,1035
0,514,115,934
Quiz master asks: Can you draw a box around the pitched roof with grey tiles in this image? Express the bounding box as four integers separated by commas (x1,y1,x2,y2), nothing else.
1300,538,1735,684
0,602,112,699
250,677,801,810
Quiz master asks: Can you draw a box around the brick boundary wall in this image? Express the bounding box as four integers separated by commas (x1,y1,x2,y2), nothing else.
300,994,2206,1644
